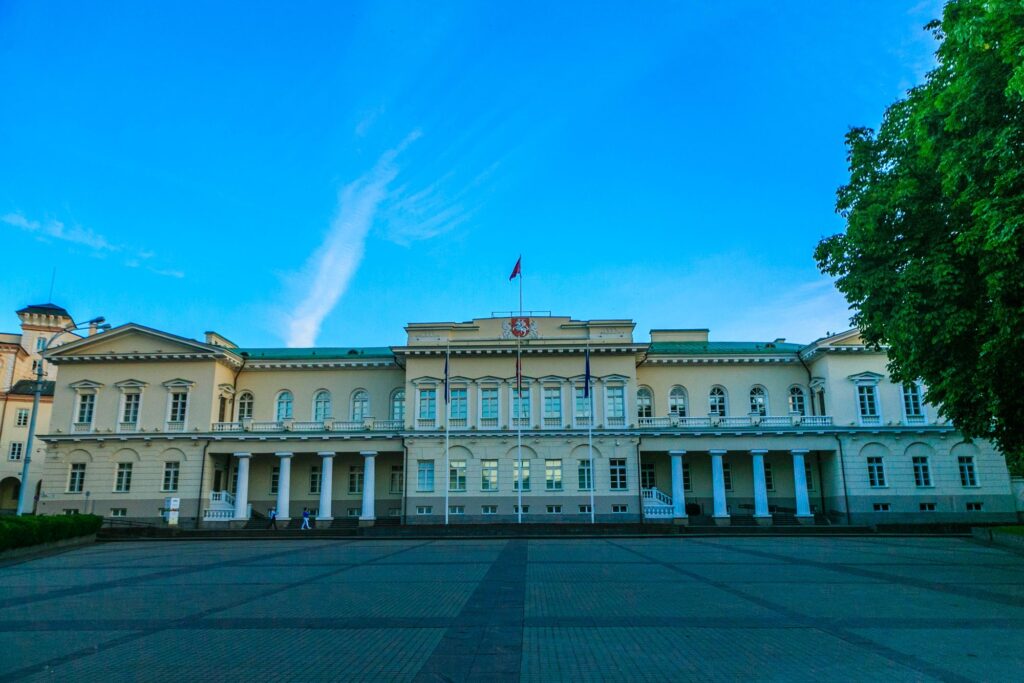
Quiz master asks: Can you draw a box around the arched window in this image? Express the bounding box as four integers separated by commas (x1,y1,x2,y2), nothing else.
237,392,254,420
275,391,293,421
351,390,369,421
636,388,653,419
749,386,768,416
313,390,332,421
788,386,807,416
709,386,727,416
391,389,406,421
668,386,688,417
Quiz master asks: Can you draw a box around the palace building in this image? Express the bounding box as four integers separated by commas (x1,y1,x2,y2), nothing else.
29,312,1018,527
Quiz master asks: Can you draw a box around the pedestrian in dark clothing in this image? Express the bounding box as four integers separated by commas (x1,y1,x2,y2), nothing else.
268,507,278,529
301,507,311,530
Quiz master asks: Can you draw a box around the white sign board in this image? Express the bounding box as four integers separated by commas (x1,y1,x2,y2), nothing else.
167,497,180,526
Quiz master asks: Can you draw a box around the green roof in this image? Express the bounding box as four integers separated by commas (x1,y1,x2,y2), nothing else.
647,341,805,355
233,347,395,360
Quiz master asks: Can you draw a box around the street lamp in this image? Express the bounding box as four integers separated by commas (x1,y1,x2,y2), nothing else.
16,315,111,516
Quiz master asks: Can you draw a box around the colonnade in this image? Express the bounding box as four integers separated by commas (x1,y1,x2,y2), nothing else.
231,450,378,523
668,449,813,524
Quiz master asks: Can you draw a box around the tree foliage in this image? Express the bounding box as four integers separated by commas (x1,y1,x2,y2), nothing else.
815,0,1024,470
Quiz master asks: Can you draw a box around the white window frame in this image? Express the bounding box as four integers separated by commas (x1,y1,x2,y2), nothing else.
709,386,728,417
542,385,562,427
912,456,932,487
573,384,592,428
605,384,626,426
481,459,499,492
749,386,768,417
668,386,688,418
449,459,467,492
511,385,531,428
8,442,24,461
417,460,434,492
609,457,627,490
348,465,364,494
636,387,653,419
513,458,531,492
389,464,404,494
237,391,255,420
958,455,979,487
390,389,406,422
867,456,886,488
417,386,438,428
68,463,86,493
69,381,102,433
850,374,883,425
640,462,656,490
449,386,468,425
162,462,180,492
309,464,321,494
163,380,194,431
15,408,29,427
275,390,294,422
545,459,563,491
788,386,806,416
577,458,593,491
313,390,333,422
478,385,499,428
902,382,926,425
114,462,133,493
351,389,369,421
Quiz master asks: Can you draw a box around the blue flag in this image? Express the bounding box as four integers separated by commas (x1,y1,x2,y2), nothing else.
584,348,590,398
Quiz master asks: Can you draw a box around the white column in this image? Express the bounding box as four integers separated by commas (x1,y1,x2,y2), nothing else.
792,449,812,520
751,449,770,521
670,450,687,520
360,450,377,521
710,449,729,520
317,452,335,521
233,452,251,520
275,451,292,519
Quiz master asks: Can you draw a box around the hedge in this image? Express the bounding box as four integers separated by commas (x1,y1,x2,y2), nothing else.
0,514,103,553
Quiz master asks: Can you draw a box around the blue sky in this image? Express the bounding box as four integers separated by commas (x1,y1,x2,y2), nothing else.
0,1,942,347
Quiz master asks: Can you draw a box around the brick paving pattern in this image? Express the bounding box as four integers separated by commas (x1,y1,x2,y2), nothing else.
1,536,1022,681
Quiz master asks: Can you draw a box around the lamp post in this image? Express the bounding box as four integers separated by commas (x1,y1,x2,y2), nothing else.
16,316,109,516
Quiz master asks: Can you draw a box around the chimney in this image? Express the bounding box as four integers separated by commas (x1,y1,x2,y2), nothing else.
89,321,98,336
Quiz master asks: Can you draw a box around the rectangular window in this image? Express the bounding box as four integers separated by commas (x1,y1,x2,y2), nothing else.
389,507,401,517
857,385,879,420
480,387,499,421
169,391,188,423
271,465,280,494
417,460,435,492
348,465,364,494
309,465,321,495
416,505,433,515
577,459,593,491
872,503,891,512
449,460,467,492
512,387,531,426
867,456,886,488
805,462,814,491
764,463,775,491
543,386,561,425
15,408,29,427
348,507,360,517
162,462,180,492
109,508,127,517
481,459,499,491
77,393,96,424
912,456,932,487
122,393,141,425
8,442,23,461
545,459,563,491
481,505,498,515
683,462,692,492
514,459,530,491
114,463,133,492
546,504,562,514
578,504,592,514
609,458,627,490
63,508,79,515
919,502,936,512
574,386,592,421
966,502,983,512
36,336,46,352
612,504,628,514
390,465,404,494
68,463,86,492
230,468,238,494
449,388,468,421
903,383,924,421
640,462,656,490
958,456,978,487
449,505,465,515
418,388,437,420
513,504,529,514
606,385,625,420
722,463,733,492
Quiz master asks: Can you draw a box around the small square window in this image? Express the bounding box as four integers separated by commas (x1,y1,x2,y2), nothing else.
872,503,891,512
8,442,24,461
110,508,127,517
966,502,983,512
579,504,592,514
416,505,433,515
612,504,628,514
15,409,29,427
481,505,498,515
919,502,936,512
514,505,529,514
546,505,562,514
448,505,465,515
63,509,79,515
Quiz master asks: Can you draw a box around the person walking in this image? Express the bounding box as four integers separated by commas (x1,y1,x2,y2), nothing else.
301,507,311,530
268,506,278,530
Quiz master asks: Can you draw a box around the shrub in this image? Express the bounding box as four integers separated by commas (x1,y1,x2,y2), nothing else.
0,514,103,552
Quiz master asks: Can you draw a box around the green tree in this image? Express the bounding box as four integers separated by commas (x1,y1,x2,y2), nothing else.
815,0,1024,473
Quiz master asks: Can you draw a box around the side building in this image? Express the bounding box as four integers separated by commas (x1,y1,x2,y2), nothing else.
34,314,1018,526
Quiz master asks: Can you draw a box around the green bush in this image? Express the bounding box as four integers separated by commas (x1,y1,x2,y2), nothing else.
0,514,103,552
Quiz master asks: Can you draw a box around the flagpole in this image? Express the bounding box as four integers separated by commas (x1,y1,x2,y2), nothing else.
444,343,450,526
517,258,523,525
588,343,595,524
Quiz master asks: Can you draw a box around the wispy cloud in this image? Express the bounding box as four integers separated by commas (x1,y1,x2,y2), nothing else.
2,211,185,279
285,131,421,347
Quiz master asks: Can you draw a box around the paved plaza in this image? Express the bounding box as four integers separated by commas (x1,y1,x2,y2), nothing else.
1,536,1022,681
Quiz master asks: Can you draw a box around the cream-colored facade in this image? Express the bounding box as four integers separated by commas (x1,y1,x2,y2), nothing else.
33,313,1018,526
0,304,82,512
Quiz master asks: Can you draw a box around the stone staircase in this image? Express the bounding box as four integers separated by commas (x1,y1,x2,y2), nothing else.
642,488,675,519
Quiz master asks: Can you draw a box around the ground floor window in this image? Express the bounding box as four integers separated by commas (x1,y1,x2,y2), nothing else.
388,507,401,517
612,504,628,514
63,509,79,515
347,507,359,517
764,463,774,491
416,505,432,515
805,462,814,491
114,463,133,493
348,465,364,494
873,503,891,512
162,462,180,492
577,459,593,491
546,505,562,514
514,505,529,514
683,462,691,492
514,459,531,491
270,465,279,494
481,460,499,491
482,505,498,515
389,465,403,494
545,459,563,491
958,456,978,487
68,463,86,493
640,462,655,489
417,461,434,492
919,502,936,511
579,504,592,514
609,458,627,490
449,505,465,515
722,463,733,491
109,508,127,517
966,502,983,512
